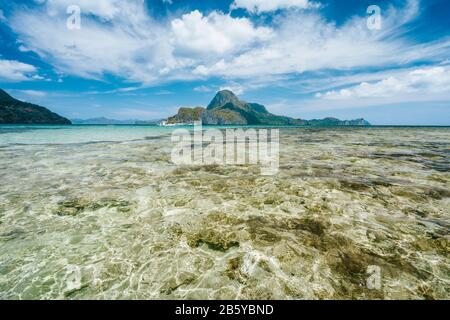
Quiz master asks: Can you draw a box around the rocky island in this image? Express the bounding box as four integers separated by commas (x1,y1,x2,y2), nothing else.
167,90,370,126
0,89,71,125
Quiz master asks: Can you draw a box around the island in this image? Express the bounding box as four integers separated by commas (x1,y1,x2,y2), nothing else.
0,89,71,125
166,90,370,126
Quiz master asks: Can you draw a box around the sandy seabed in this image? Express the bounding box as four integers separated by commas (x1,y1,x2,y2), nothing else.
0,126,448,299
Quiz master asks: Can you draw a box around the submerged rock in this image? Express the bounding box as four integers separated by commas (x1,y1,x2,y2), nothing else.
55,197,132,216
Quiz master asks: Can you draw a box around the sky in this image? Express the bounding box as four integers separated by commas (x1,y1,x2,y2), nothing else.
0,0,449,125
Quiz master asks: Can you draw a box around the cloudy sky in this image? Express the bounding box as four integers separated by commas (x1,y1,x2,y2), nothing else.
0,0,449,124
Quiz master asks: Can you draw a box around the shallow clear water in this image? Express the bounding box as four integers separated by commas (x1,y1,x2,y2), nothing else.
0,126,448,299
0,125,172,145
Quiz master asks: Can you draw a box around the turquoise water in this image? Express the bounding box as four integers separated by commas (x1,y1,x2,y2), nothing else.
0,125,172,145
0,125,449,299
1,124,447,145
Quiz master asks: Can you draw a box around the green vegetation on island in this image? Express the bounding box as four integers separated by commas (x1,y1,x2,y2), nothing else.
0,89,71,125
167,90,371,126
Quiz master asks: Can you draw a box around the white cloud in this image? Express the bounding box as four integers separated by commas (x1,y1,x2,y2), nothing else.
0,59,40,81
220,84,245,95
7,0,450,89
231,0,314,13
39,0,123,20
10,2,273,84
316,66,450,100
193,1,437,79
171,10,272,56
11,1,173,83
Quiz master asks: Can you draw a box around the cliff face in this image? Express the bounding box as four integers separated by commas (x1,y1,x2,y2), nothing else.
0,89,71,125
167,90,371,126
205,90,299,125
169,90,303,125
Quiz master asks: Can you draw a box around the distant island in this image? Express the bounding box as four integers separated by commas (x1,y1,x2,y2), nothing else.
0,89,71,125
71,117,162,125
0,88,370,126
166,90,370,126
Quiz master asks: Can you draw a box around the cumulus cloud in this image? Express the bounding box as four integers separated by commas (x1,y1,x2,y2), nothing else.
11,1,173,83
316,66,450,100
6,0,450,88
231,0,314,13
171,10,272,56
10,2,272,84
0,59,40,81
192,0,437,79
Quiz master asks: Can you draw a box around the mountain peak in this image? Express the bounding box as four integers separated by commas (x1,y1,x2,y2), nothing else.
0,89,14,103
217,90,238,98
168,90,371,126
207,90,242,110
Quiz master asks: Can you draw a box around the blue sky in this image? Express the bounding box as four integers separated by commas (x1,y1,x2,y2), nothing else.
0,0,449,124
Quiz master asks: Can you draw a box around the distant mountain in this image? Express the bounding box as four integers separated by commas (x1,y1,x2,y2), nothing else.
72,117,135,125
0,89,71,125
72,117,162,125
134,119,164,125
167,90,371,126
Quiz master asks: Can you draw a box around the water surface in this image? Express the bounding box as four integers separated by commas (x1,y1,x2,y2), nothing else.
0,126,448,299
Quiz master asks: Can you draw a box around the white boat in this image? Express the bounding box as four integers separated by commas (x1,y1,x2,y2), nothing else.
159,120,193,127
